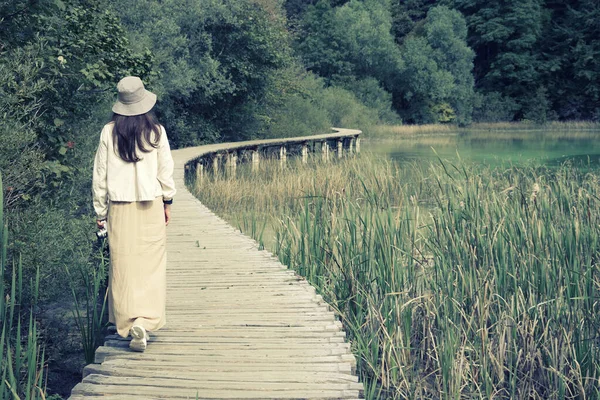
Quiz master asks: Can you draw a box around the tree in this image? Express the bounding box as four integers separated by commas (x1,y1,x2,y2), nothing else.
113,0,293,145
297,0,402,86
395,6,474,124
424,6,474,124
447,0,545,119
395,36,454,123
284,0,320,20
390,0,437,43
540,0,600,120
296,0,356,81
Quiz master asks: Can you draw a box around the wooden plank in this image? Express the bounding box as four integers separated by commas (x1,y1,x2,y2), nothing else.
101,358,353,374
81,374,364,392
95,346,354,361
95,347,357,367
71,382,360,399
82,364,359,382
104,340,351,353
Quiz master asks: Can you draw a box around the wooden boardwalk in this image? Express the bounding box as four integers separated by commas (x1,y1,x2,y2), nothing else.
70,130,363,399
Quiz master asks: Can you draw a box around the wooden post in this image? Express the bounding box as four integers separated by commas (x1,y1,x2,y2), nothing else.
301,143,308,164
337,139,343,159
349,138,355,155
279,145,287,168
356,137,361,153
321,142,329,162
196,162,204,183
251,149,260,173
226,152,237,177
212,154,221,177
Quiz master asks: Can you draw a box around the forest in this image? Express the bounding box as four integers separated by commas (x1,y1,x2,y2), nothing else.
1,0,599,397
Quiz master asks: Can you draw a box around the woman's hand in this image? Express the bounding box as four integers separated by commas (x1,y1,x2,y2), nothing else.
97,219,106,230
164,204,171,226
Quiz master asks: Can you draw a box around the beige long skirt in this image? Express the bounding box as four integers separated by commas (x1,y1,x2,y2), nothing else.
107,197,166,338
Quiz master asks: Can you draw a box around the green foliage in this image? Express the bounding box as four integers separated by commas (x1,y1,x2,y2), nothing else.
447,0,544,119
296,1,354,80
395,6,474,124
291,0,600,123
523,86,549,124
114,0,293,145
1,0,154,203
65,240,108,365
0,0,55,47
396,36,454,123
38,1,154,173
298,0,402,85
472,91,519,123
284,0,319,20
344,77,401,124
0,174,47,399
259,68,331,138
319,86,380,130
390,0,436,43
540,0,600,120
0,43,48,210
424,6,474,124
294,0,403,126
431,102,455,123
258,67,389,138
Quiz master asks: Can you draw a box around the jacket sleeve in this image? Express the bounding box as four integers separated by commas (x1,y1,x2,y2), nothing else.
92,126,109,219
157,126,176,201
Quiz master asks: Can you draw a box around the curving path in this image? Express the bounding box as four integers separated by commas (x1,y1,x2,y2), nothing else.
69,129,363,399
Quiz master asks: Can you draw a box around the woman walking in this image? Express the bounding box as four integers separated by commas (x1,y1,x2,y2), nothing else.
92,76,176,352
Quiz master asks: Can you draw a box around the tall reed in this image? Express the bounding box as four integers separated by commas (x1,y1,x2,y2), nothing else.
194,155,600,399
0,173,46,400
64,242,108,365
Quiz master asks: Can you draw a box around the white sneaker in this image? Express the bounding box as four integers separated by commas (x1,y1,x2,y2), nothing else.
129,325,149,352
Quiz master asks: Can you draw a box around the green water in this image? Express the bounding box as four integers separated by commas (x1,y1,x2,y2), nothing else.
365,129,600,168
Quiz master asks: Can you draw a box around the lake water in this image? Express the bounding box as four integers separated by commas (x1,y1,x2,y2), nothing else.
365,129,600,168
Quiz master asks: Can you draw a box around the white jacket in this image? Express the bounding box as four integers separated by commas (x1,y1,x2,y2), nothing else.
92,122,176,219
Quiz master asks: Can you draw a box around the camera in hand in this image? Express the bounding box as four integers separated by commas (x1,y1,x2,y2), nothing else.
97,227,108,239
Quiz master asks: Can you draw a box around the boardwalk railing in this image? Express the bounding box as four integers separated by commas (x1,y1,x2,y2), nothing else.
182,127,361,180
69,127,363,399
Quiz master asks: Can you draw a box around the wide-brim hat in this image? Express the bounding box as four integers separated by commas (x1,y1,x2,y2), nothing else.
112,76,157,116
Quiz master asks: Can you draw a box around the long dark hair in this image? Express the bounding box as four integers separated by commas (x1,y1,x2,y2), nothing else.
111,112,161,163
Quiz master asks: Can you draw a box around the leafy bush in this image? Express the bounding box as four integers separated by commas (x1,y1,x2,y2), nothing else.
0,43,49,210
522,87,550,124
472,91,520,122
319,86,380,130
343,78,401,124
265,95,331,139
260,68,389,138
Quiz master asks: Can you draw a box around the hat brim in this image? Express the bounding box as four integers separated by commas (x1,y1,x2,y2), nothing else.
112,90,157,116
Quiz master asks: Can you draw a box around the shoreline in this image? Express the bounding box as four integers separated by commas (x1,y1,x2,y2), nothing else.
367,121,600,140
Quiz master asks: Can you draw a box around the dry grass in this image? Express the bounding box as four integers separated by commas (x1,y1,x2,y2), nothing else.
473,120,600,130
370,124,457,137
370,121,600,140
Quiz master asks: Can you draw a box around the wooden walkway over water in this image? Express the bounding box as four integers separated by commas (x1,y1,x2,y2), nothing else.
69,129,363,399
